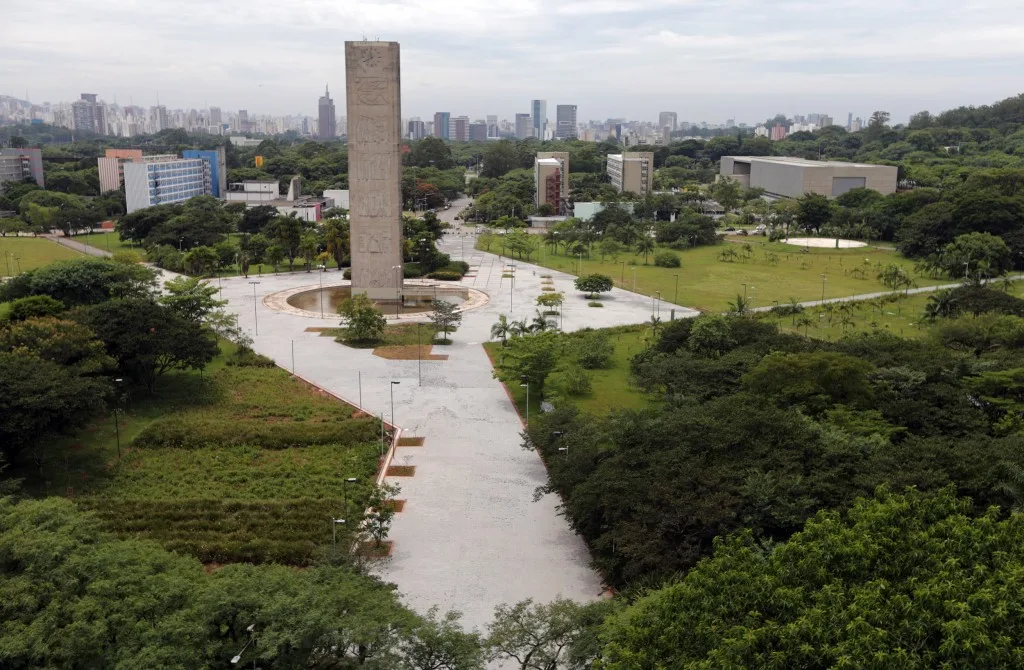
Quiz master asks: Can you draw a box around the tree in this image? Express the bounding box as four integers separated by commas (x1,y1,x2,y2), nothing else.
598,238,624,261
599,488,1024,669
403,607,485,670
796,193,833,233
573,274,613,299
495,331,560,391
299,232,319,272
687,314,736,358
338,293,387,344
0,257,157,306
940,232,1013,280
710,178,741,211
536,292,565,312
429,300,463,343
239,204,279,234
159,275,227,323
323,217,350,269
487,598,612,670
634,236,656,264
183,246,219,276
265,215,304,271
0,352,110,467
481,140,521,178
363,482,401,548
727,293,750,315
742,350,875,414
79,299,219,391
408,136,456,170
877,263,916,293
5,295,64,321
0,317,113,375
491,314,512,346
145,196,236,250
264,244,286,272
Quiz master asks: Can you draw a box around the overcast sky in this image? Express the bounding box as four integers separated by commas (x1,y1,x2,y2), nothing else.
5,0,1024,125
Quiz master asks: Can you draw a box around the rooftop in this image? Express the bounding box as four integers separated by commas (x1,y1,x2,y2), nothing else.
535,158,561,166
726,156,893,169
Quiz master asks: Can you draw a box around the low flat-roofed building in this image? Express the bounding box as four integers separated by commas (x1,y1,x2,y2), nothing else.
720,156,898,199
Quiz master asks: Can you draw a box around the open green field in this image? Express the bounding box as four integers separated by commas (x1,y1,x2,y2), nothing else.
74,231,147,258
0,237,83,276
484,235,945,312
24,343,382,566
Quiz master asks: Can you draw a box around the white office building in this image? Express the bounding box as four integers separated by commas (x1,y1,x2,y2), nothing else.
124,157,212,213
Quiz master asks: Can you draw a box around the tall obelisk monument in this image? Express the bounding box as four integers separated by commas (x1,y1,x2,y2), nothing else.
346,41,403,301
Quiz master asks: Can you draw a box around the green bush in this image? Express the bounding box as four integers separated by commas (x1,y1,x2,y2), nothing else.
446,260,470,275
426,270,463,281
6,295,65,321
571,331,615,369
654,251,681,268
403,263,424,279
588,301,604,308
134,416,376,449
226,346,276,368
343,268,352,279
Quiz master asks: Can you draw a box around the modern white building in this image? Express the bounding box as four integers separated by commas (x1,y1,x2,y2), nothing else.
124,157,212,213
225,180,280,204
226,178,330,222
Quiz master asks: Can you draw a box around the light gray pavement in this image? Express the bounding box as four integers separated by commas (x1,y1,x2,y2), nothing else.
214,199,697,638
44,232,114,258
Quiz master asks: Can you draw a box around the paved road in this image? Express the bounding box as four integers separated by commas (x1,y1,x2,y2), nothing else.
44,233,113,258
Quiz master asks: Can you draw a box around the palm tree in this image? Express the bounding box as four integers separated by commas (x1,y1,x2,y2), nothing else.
528,310,554,333
728,294,750,315
788,297,801,325
795,313,816,337
838,313,855,332
509,319,530,338
635,236,656,265
649,315,662,336
490,314,511,346
923,290,957,321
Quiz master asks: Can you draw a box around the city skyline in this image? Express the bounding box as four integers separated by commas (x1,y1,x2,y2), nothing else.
4,0,1023,123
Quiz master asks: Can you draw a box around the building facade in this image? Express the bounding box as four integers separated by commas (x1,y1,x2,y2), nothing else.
607,152,654,194
515,113,532,140
318,85,336,138
535,151,569,213
469,122,488,141
182,147,227,198
555,104,577,139
124,157,212,213
0,148,44,187
451,116,470,142
658,111,677,132
486,115,498,138
433,112,450,139
531,99,546,139
97,149,144,193
72,93,107,135
407,119,426,139
719,156,899,199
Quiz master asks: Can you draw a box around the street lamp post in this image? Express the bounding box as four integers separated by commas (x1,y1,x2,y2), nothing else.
392,264,403,311
390,381,400,427
633,266,637,292
113,378,124,458
742,283,747,301
179,237,184,252
621,261,626,283
331,518,346,549
520,379,530,426
248,281,261,335
558,446,569,458
417,322,422,386
656,291,661,317
319,264,325,318
820,274,827,304
231,624,256,667
343,477,357,514
674,274,679,305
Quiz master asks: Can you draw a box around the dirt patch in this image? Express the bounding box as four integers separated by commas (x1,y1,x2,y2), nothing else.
386,465,416,477
397,436,425,446
357,541,394,558
373,345,449,361
304,327,334,333
386,499,406,512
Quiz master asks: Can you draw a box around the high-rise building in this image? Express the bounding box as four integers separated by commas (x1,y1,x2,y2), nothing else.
531,99,546,139
847,112,853,130
770,123,787,141
151,105,169,132
209,107,222,127
658,111,677,132
183,147,227,198
97,149,144,193
515,113,532,140
726,118,735,128
452,116,470,142
237,109,249,132
407,119,426,139
469,122,488,141
433,112,450,139
72,93,107,135
555,105,577,139
124,155,215,213
486,115,498,138
535,152,568,213
0,148,44,188
606,152,654,194
318,84,336,138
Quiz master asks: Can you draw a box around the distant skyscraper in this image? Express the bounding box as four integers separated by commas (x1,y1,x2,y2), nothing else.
847,112,853,130
408,119,426,139
469,122,488,141
72,93,107,135
486,115,498,138
209,106,222,127
433,112,450,139
237,109,249,132
726,118,735,128
770,123,787,141
452,116,470,142
515,113,532,140
531,99,547,139
318,84,336,138
658,112,677,132
555,105,577,139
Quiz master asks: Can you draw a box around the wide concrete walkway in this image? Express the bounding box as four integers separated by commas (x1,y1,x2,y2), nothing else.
215,212,695,635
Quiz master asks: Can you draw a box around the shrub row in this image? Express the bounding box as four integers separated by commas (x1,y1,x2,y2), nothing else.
134,415,378,449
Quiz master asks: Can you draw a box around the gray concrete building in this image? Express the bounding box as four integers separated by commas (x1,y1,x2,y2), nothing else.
607,152,654,194
555,105,577,139
346,40,404,302
0,148,44,187
658,111,677,132
515,113,532,140
719,156,898,199
318,84,336,138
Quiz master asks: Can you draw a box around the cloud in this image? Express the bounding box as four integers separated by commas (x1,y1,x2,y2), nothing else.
2,0,1023,123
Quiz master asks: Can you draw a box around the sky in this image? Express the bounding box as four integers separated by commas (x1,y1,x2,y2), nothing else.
5,0,1024,125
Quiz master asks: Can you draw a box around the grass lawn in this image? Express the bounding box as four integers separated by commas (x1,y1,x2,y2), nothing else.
73,231,147,258
760,281,1024,341
22,342,383,566
0,237,83,276
484,324,654,419
482,235,945,312
321,322,447,347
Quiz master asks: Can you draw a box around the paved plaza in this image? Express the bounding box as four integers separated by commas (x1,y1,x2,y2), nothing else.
215,199,697,634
